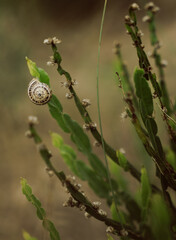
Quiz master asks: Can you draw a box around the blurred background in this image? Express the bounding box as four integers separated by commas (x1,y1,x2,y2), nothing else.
0,0,176,239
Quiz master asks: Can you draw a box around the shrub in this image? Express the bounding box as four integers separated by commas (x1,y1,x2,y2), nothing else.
22,2,176,240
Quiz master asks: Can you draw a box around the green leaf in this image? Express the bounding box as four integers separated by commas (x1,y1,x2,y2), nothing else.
48,95,70,133
150,194,171,240
26,57,50,86
26,57,40,78
145,118,163,155
134,68,153,117
43,219,60,240
121,192,141,222
23,231,38,240
60,145,77,160
140,168,151,221
51,132,64,149
114,59,130,93
51,132,79,176
166,149,176,171
145,118,158,136
75,160,93,180
51,132,110,198
88,153,107,178
107,234,115,240
110,202,126,224
74,161,110,198
88,174,110,199
63,114,92,154
116,150,129,171
21,178,61,240
150,73,162,98
21,178,46,220
108,156,127,191
38,67,50,86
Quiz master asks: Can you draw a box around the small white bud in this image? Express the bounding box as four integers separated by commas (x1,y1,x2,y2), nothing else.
84,212,91,219
120,229,128,237
25,130,32,138
79,204,86,211
45,167,54,177
98,209,107,217
119,148,126,154
82,99,91,108
74,183,82,190
43,38,53,45
28,115,39,125
37,143,46,152
130,3,140,11
137,30,144,37
61,81,71,88
145,2,155,10
120,111,128,120
65,93,73,99
92,201,101,209
90,122,97,129
142,15,151,22
106,226,115,233
52,37,62,44
161,59,168,68
71,79,78,86
47,61,55,66
93,141,101,147
83,123,90,130
152,6,160,13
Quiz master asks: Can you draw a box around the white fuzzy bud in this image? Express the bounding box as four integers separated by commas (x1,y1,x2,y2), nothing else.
98,209,107,217
28,115,39,125
84,212,91,219
130,3,140,11
142,15,151,22
25,130,32,138
92,201,101,209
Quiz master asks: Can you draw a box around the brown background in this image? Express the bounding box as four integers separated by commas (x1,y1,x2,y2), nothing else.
0,0,176,239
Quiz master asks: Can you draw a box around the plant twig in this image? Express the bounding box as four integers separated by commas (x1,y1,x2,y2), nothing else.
125,5,176,149
144,3,171,115
28,122,144,240
116,72,176,191
50,43,143,184
113,42,138,111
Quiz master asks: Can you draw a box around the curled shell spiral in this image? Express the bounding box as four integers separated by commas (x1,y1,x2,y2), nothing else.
28,78,52,105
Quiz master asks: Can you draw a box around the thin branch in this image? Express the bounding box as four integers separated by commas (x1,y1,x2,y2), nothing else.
125,7,176,150
116,72,176,191
51,43,143,184
28,123,144,240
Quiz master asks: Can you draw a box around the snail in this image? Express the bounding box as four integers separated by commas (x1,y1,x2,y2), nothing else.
28,78,52,105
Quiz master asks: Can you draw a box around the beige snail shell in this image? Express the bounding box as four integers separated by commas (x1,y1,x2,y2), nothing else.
28,78,52,105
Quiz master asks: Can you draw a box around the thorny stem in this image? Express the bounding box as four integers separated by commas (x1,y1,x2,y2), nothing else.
51,43,144,185
145,8,176,154
28,123,143,240
146,8,171,114
50,43,162,194
114,43,138,111
160,174,176,226
125,7,176,151
117,74,176,192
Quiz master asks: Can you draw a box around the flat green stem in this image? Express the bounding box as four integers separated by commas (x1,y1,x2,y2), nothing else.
126,12,176,149
51,43,143,185
29,123,143,240
147,10,171,114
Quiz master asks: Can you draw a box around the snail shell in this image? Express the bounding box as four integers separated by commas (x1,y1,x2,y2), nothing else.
28,78,52,105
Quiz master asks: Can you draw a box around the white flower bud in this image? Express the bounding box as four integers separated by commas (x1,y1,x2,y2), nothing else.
28,116,39,125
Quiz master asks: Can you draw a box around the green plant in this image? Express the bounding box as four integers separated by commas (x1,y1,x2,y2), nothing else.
22,2,176,240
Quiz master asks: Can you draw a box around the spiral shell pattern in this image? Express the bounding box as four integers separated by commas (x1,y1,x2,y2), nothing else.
28,79,52,105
